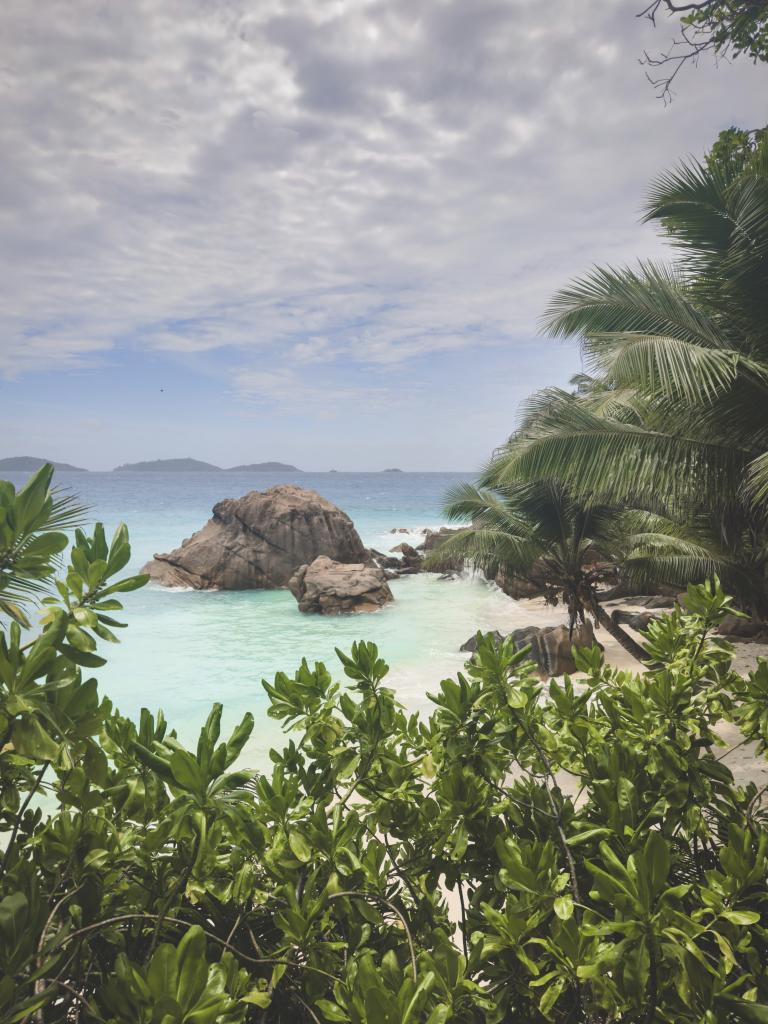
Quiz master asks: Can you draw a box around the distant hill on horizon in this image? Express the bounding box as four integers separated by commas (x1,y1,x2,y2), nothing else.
0,456,88,472
113,458,221,472
113,458,303,472
228,462,301,472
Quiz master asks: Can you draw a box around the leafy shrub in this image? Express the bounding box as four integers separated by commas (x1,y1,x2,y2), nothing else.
1,467,768,1022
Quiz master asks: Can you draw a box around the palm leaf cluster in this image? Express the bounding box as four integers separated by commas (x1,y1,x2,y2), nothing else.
487,131,768,614
0,464,87,625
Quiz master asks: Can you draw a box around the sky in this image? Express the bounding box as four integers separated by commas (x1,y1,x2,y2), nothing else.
1,0,765,471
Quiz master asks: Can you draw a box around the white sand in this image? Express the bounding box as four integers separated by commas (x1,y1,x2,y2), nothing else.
503,595,768,792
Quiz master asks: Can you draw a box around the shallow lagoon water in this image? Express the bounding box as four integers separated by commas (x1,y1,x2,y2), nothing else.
7,470,549,767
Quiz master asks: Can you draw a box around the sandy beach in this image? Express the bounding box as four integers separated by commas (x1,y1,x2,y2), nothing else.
503,594,768,793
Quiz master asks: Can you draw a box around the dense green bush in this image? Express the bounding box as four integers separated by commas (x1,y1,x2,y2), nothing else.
2,467,768,1022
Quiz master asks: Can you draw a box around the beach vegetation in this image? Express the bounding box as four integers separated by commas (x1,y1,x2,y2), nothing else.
483,129,768,618
432,476,723,663
2,466,768,1022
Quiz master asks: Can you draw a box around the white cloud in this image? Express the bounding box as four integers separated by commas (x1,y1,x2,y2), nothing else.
0,0,764,399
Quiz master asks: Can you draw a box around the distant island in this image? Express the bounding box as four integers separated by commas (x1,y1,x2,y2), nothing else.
112,458,302,472
0,456,88,472
228,462,301,472
114,458,221,472
383,468,403,472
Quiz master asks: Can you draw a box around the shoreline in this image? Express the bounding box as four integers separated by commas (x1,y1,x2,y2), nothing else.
502,593,768,792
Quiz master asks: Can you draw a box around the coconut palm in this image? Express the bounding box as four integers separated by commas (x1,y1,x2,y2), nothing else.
430,476,721,663
488,132,768,612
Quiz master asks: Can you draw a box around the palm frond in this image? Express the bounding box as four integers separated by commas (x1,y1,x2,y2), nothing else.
540,262,724,349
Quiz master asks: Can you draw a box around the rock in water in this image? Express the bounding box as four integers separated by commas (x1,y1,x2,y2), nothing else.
143,485,368,590
289,557,394,614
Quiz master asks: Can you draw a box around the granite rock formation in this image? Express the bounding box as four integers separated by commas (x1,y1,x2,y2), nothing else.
289,556,394,614
461,621,599,675
143,485,368,590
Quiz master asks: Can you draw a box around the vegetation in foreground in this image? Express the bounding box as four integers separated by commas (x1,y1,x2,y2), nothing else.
3,468,768,1023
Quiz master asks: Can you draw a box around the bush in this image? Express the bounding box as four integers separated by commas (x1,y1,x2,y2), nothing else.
1,467,768,1022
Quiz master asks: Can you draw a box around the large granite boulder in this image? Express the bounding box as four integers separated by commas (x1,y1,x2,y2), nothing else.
143,485,368,590
460,621,599,675
289,557,394,614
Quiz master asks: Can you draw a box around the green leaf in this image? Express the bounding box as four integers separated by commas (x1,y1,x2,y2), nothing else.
553,895,574,920
288,829,313,863
721,910,761,925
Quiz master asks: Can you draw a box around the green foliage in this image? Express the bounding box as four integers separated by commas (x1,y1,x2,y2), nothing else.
491,129,768,614
3,469,768,1021
680,1,768,63
640,2,768,99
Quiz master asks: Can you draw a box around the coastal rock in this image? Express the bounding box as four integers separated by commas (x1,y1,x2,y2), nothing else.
613,594,676,609
418,527,462,552
368,548,401,570
510,622,599,675
460,630,505,654
460,622,599,675
611,609,658,631
494,572,544,600
143,485,368,590
289,556,394,614
717,614,766,639
418,527,464,571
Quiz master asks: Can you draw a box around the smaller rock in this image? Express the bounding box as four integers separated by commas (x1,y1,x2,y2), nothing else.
717,614,766,638
495,572,544,600
368,548,401,570
390,542,420,557
460,631,505,653
616,595,676,609
460,622,599,675
611,610,657,631
418,527,462,552
289,556,394,615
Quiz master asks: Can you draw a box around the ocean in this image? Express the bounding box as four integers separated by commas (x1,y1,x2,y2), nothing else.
6,470,551,767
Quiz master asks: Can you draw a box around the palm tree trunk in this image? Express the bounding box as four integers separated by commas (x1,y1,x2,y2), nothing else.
594,603,650,664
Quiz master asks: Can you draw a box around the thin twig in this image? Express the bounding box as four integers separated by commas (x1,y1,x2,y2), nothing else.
1,761,49,874
328,891,418,982
48,912,338,981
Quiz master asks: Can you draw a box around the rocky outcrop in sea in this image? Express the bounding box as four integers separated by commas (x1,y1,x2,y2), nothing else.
143,485,368,590
289,556,394,614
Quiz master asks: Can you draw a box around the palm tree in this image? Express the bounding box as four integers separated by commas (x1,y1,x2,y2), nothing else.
430,477,720,663
487,132,768,613
0,464,86,626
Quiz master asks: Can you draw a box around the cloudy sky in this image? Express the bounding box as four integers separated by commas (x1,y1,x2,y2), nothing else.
1,0,765,470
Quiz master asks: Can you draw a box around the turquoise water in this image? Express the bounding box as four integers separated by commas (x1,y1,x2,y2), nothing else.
6,471,547,766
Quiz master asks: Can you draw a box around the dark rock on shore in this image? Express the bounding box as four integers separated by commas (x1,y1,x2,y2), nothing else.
289,557,394,614
143,485,368,590
461,622,599,675
368,548,401,570
611,609,658,631
717,614,767,639
614,595,676,609
460,631,505,653
494,572,544,600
